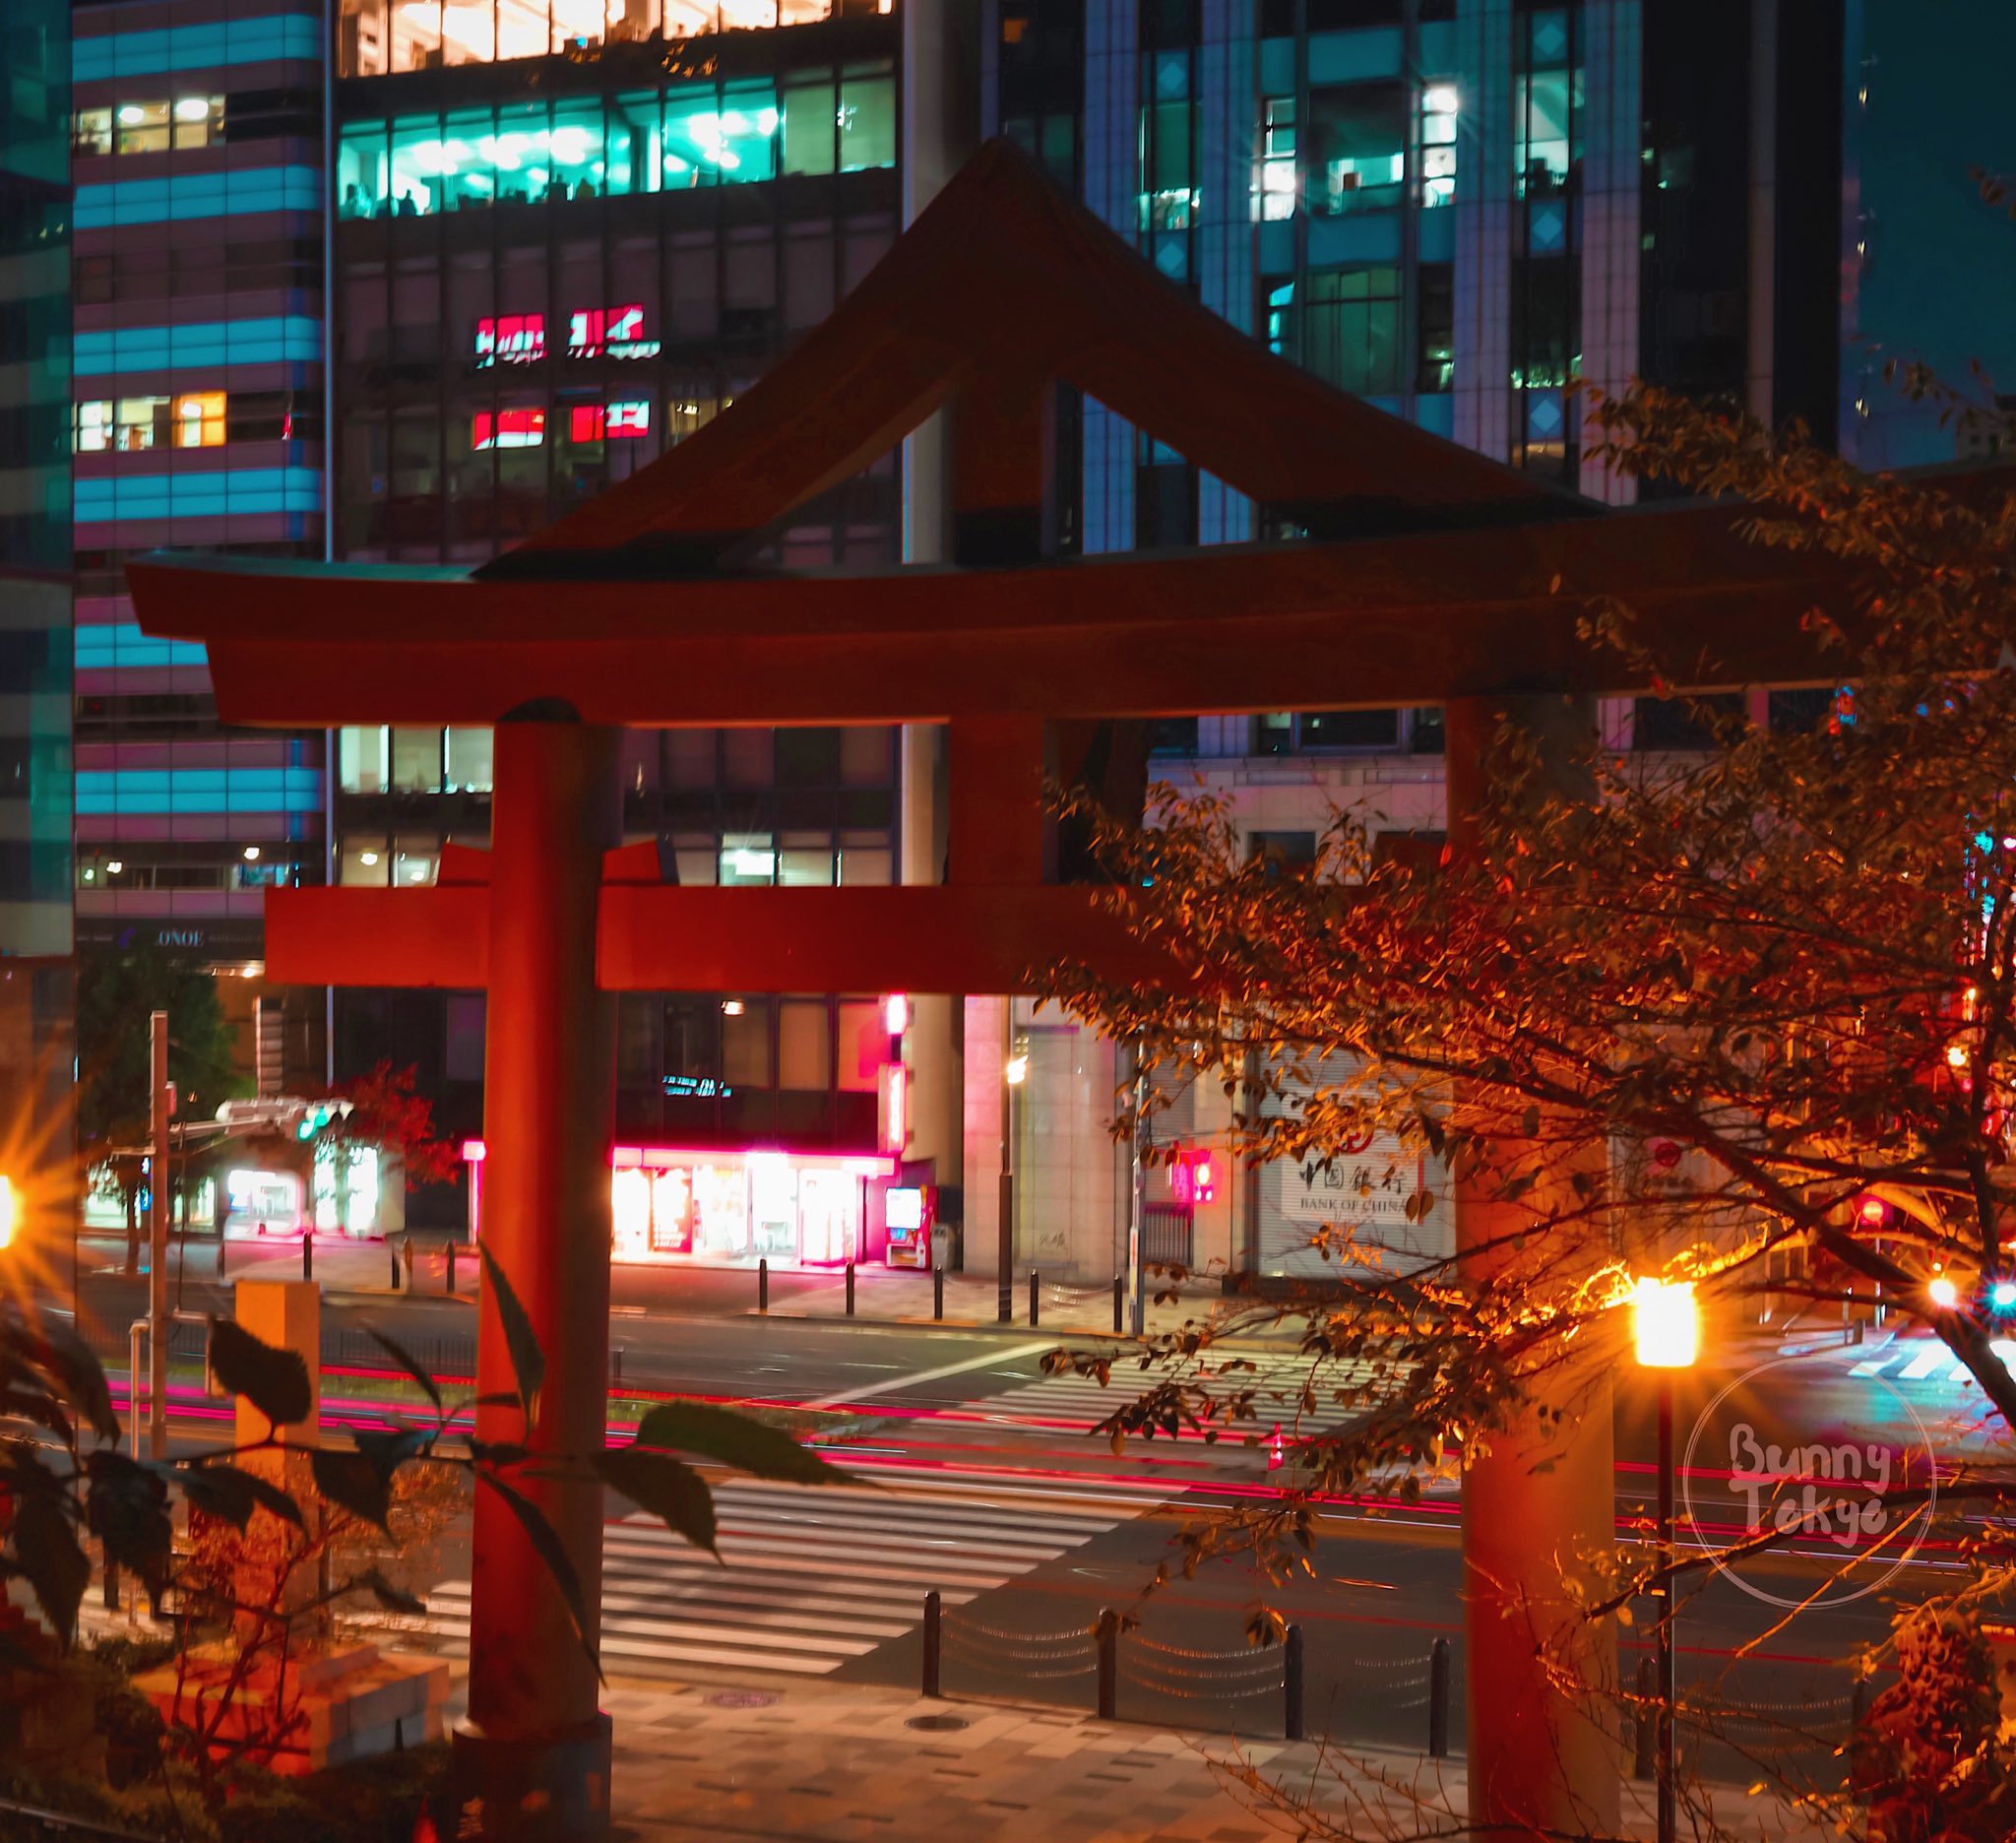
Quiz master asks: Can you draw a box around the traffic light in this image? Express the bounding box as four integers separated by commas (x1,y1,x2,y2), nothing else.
292,1100,354,1141
1170,1147,1219,1207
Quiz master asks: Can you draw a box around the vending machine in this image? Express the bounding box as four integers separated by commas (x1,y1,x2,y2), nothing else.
883,1184,933,1268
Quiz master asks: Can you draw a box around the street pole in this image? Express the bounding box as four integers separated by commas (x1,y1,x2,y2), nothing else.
997,996,1014,1325
1657,1373,1676,1843
148,1010,168,1462
1127,1051,1146,1337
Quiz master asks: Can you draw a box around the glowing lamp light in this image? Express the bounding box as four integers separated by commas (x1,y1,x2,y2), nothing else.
1991,1281,2016,1311
1004,1052,1030,1087
0,1176,17,1250
883,993,910,1036
1928,1274,1960,1309
1630,1277,1701,1369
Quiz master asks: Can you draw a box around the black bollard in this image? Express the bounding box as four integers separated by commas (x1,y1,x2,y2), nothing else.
922,1590,942,1698
1427,1635,1450,1757
219,1235,227,1280
1096,1610,1118,1721
933,1266,945,1320
1112,1273,1123,1336
1029,1268,1040,1328
759,1256,769,1313
101,1559,119,1614
846,1260,855,1316
1634,1654,1658,1781
1285,1624,1305,1742
389,1239,401,1289
445,1239,457,1294
302,1232,313,1282
612,1347,624,1388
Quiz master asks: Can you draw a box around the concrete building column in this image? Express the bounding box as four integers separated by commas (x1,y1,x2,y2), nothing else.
454,716,620,1842
899,0,979,1218
1444,695,1620,1843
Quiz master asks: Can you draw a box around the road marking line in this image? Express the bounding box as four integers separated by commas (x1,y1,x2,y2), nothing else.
1899,1349,1948,1380
805,1339,1050,1408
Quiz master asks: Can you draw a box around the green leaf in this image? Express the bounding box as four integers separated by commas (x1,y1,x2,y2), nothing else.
12,1494,89,1643
207,1317,312,1430
360,1326,443,1414
311,1447,392,1533
632,1402,850,1487
478,1244,545,1430
476,1470,601,1684
176,1461,306,1532
35,1317,120,1445
176,1464,258,1531
354,1426,429,1475
82,1451,172,1591
594,1448,719,1557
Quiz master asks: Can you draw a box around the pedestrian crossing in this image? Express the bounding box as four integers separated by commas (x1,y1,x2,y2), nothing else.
386,1467,1159,1681
949,1350,1385,1436
1847,1336,2016,1385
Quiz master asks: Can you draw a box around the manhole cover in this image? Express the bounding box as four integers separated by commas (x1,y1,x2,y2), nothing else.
906,1713,970,1732
706,1690,780,1709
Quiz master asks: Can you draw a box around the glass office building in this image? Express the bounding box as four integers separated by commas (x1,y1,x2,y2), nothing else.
328,3,906,1207
0,0,77,1230
66,0,330,1091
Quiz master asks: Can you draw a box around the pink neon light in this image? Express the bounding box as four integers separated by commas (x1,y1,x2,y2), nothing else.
613,1143,896,1177
462,1137,893,1177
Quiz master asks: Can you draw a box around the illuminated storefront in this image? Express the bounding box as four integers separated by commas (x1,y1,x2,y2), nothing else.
464,1139,895,1267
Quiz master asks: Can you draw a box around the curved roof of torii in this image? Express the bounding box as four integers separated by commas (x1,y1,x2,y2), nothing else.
127,138,1881,729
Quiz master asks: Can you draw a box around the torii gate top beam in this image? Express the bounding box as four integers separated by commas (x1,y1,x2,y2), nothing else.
126,499,1847,731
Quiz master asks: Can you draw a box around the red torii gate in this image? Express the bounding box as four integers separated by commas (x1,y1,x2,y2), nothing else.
130,142,1849,1842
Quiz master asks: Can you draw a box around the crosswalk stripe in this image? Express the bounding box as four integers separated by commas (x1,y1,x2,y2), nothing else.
1898,1349,1950,1380
946,1356,1384,1432
384,1472,1153,1682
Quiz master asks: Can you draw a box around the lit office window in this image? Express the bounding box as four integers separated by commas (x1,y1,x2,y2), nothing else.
172,96,225,150
73,108,112,157
75,402,113,454
472,409,546,450
1419,84,1458,207
338,0,838,79
1514,9,1578,198
114,397,171,452
1307,85,1405,216
114,100,171,154
1258,95,1296,221
173,392,227,448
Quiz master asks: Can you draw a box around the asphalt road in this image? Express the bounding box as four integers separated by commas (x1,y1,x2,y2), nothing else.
68,1265,2011,1790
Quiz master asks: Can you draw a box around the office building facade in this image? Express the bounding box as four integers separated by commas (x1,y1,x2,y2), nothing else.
0,0,76,1239
66,0,330,1100
327,3,908,1247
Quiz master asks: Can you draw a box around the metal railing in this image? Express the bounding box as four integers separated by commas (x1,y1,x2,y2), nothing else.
126,1309,214,1456
922,1589,1335,1741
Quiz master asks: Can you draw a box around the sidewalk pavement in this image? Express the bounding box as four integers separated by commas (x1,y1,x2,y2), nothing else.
74,1232,1284,1344
598,1676,1805,1843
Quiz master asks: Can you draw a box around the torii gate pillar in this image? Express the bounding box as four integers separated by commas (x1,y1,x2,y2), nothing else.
454,714,621,1839
1446,695,1620,1841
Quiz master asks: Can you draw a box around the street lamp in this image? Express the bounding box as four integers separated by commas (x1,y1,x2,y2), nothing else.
998,1019,1028,1324
1631,1276,1700,1843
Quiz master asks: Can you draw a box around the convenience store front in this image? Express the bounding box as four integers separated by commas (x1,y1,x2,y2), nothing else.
464,1139,895,1269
